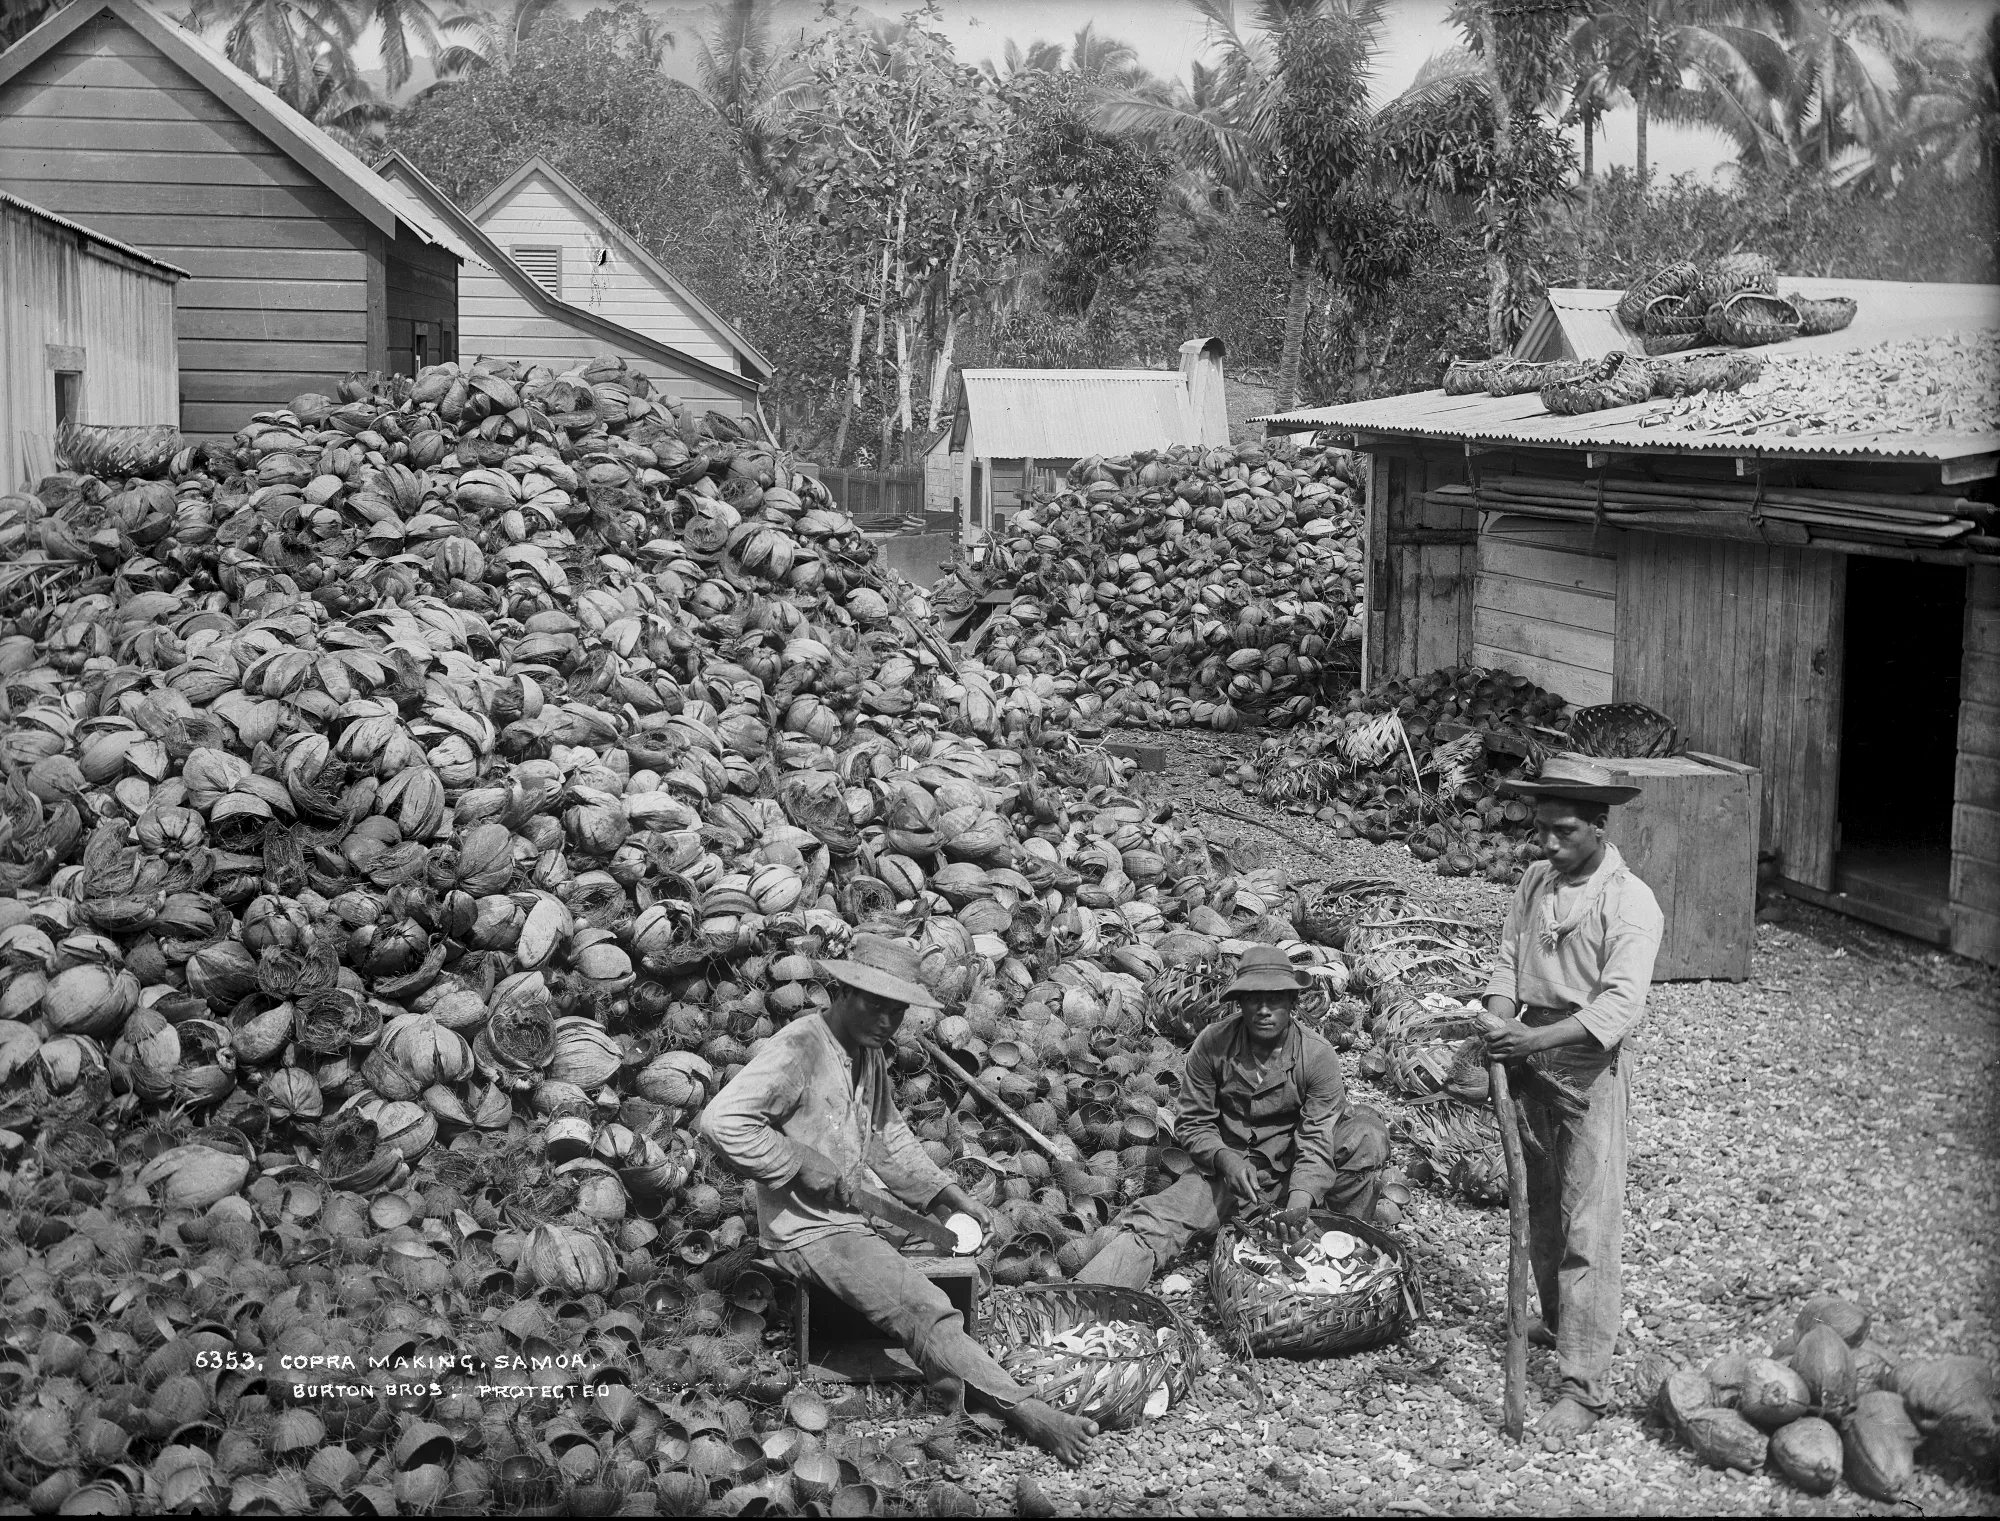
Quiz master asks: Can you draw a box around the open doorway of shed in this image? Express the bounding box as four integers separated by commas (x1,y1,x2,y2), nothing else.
1835,556,1965,942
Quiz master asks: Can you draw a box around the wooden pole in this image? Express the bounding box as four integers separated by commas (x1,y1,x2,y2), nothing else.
1489,1058,1531,1443
922,1038,1066,1165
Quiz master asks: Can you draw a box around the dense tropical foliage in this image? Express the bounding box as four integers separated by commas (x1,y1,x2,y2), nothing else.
80,0,1995,461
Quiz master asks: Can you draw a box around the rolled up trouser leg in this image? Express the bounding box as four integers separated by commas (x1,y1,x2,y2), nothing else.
1316,1105,1391,1221
1074,1170,1227,1286
776,1231,1027,1410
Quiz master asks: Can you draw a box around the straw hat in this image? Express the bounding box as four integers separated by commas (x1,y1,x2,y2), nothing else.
1497,756,1641,807
817,936,940,1009
1220,945,1310,999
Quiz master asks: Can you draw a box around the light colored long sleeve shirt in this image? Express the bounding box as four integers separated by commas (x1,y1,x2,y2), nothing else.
1485,842,1664,1050
697,1012,952,1252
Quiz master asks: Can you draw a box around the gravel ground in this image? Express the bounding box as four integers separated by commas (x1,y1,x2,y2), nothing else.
836,730,2000,1517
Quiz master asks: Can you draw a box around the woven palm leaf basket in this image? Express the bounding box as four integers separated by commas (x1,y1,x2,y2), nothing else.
1642,332,1705,356
1696,251,1778,310
1645,349,1764,399
1641,291,1709,337
1539,352,1654,415
987,1284,1200,1430
1616,261,1700,331
1442,359,1495,395
1788,293,1857,337
1705,291,1802,348
1210,1210,1424,1359
1485,357,1596,398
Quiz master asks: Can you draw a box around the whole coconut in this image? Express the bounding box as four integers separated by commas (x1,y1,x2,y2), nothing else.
1795,1294,1871,1348
1739,1358,1811,1429
1768,1416,1843,1495
1794,1325,1858,1418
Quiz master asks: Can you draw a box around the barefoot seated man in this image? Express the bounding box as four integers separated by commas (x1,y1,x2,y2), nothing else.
1480,758,1663,1439
699,937,1097,1466
1075,946,1389,1291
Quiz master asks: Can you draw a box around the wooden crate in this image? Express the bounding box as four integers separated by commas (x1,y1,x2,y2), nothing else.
791,1256,980,1384
1561,750,1761,982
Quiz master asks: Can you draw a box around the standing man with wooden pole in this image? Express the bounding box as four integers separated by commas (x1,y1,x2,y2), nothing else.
1478,758,1664,1439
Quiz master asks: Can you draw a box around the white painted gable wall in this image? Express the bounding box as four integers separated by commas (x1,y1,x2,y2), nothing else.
471,172,740,373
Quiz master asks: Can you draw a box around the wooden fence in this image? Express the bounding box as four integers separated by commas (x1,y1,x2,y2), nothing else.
796,462,927,525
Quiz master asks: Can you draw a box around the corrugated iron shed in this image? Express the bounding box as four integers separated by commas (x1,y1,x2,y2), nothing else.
955,369,1203,458
1259,279,2000,465
0,190,187,278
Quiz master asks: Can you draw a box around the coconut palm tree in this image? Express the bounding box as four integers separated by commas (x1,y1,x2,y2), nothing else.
1767,0,1915,167
1066,23,1150,87
1,0,66,49
979,37,1066,84
1095,0,1387,410
182,0,396,146
337,0,468,91
1568,0,1773,187
429,0,560,80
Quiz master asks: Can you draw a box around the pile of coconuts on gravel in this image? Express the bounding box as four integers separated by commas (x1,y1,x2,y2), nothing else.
1654,1293,1999,1500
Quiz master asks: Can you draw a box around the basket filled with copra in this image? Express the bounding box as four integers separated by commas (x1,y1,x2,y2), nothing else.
987,1284,1199,1429
1210,1210,1422,1359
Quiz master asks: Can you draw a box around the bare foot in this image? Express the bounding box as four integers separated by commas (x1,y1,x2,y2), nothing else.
1006,1398,1098,1466
1494,1318,1557,1349
1537,1397,1599,1437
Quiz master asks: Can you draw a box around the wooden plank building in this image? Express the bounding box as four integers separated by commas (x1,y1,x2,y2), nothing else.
0,0,467,438
375,152,765,418
2,190,182,490
1263,280,2000,966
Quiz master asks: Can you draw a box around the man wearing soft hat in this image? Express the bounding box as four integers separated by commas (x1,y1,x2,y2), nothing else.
700,936,1097,1466
1075,944,1390,1290
1481,757,1664,1438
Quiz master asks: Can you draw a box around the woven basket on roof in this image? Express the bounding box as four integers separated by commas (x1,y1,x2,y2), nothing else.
986,1284,1199,1430
1540,353,1654,415
1642,332,1705,357
1442,359,1495,395
1696,252,1778,310
1485,357,1596,398
1645,349,1763,399
1641,291,1709,337
1209,1210,1423,1360
1705,291,1801,348
1615,261,1700,331
1788,293,1857,337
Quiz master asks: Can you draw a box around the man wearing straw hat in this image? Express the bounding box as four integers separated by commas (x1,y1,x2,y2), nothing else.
700,936,1099,1466
1074,945,1390,1291
1481,757,1665,1438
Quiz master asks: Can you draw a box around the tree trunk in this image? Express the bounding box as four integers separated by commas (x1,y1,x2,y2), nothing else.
1577,113,1595,289
1821,33,1836,169
1487,249,1510,357
1275,248,1312,413
1635,78,1650,190
831,300,867,466
927,308,958,433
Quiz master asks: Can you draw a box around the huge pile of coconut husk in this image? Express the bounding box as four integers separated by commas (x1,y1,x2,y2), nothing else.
0,355,1364,1513
929,444,1366,733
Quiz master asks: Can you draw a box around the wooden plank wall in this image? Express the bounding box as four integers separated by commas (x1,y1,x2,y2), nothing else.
1472,513,1624,704
385,228,456,377
1614,533,1846,890
1365,447,1476,685
473,174,741,370
0,11,370,437
1952,564,2000,965
2,198,179,491
455,261,748,415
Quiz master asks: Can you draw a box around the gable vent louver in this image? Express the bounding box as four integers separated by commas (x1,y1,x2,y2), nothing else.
512,245,562,298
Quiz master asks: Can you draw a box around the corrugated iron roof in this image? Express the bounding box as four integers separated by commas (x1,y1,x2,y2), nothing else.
1544,278,2000,362
1259,279,2000,465
959,369,1201,458
0,190,188,277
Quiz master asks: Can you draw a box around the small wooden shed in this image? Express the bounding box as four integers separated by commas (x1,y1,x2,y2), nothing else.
1261,289,2000,966
2,191,183,490
952,339,1230,538
0,0,468,438
375,151,765,418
